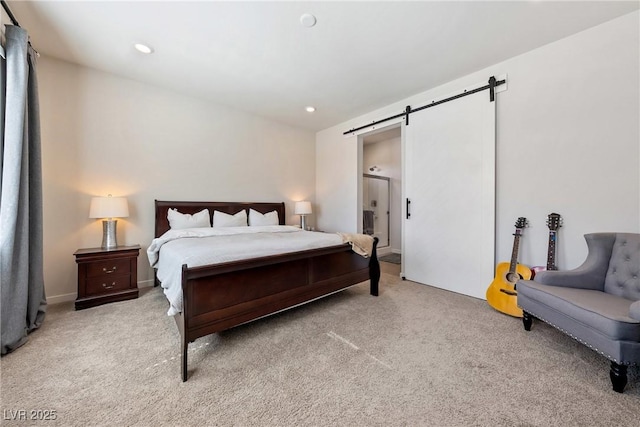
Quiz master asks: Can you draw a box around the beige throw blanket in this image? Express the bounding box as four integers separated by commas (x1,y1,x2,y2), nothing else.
338,232,375,258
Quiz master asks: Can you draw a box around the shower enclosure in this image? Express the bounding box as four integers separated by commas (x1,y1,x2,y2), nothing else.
363,174,390,248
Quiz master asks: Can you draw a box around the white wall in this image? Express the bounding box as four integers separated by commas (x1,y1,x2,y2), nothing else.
317,11,639,272
316,130,360,232
363,137,402,253
39,57,316,302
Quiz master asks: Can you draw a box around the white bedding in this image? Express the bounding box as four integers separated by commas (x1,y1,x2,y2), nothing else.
147,225,344,315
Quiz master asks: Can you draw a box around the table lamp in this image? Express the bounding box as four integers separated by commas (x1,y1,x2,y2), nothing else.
89,195,129,249
294,201,312,230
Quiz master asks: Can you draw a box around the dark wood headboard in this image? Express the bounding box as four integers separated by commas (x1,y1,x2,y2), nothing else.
154,200,286,237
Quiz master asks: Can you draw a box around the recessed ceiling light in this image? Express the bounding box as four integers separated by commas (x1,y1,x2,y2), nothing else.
305,106,316,113
134,43,154,54
300,13,317,28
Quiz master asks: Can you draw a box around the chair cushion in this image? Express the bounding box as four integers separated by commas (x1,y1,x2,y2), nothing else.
518,281,640,341
604,233,640,300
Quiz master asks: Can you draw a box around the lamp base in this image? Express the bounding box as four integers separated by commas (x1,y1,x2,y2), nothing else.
102,219,119,249
300,215,307,231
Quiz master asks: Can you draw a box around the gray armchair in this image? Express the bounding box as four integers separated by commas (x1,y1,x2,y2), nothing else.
517,233,640,393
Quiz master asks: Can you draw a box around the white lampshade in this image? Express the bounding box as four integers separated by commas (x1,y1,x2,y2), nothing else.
294,201,312,215
89,196,129,219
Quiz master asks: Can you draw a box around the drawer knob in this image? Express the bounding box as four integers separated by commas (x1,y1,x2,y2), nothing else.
103,266,117,274
102,282,116,289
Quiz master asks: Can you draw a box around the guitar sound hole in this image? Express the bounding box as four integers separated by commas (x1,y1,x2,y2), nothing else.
506,272,522,283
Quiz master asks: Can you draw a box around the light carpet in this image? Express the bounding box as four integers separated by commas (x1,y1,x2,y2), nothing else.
1,272,638,426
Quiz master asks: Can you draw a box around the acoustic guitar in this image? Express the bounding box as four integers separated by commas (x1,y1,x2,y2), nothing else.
531,213,562,278
486,217,531,318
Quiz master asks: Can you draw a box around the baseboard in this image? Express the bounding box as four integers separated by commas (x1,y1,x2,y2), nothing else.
391,249,402,254
377,246,392,256
46,292,76,305
47,280,155,305
138,279,154,288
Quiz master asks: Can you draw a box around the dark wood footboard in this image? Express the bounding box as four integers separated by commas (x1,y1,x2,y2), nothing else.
177,238,379,382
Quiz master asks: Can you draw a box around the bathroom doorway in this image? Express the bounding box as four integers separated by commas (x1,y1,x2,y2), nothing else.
363,174,390,248
362,125,402,258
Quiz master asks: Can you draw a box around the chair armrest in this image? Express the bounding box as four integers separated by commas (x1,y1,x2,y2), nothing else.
532,268,604,290
630,301,640,321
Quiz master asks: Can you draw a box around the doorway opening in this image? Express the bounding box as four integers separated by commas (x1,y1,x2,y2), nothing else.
360,125,402,261
363,173,390,246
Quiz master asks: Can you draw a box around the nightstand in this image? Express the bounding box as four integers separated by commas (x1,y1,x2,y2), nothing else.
74,245,140,310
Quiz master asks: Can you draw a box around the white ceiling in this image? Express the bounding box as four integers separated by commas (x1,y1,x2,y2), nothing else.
6,1,639,132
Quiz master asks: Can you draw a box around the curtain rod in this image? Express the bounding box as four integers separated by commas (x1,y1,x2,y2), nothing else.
1,1,20,26
343,76,506,135
1,0,40,57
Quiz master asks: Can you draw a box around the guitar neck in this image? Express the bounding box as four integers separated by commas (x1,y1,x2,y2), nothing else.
509,233,522,274
546,230,557,270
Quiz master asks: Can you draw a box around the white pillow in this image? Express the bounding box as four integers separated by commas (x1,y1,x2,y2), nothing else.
213,210,248,227
167,208,211,230
248,209,279,226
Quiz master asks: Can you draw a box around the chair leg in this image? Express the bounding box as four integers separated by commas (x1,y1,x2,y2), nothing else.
610,361,627,393
522,311,533,331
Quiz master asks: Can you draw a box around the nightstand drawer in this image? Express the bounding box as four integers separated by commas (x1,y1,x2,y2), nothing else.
86,258,131,278
85,274,131,296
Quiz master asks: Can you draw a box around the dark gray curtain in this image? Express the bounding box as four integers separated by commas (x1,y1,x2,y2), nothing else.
0,25,46,355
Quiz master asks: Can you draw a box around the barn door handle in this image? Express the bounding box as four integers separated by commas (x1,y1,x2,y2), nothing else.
406,198,411,219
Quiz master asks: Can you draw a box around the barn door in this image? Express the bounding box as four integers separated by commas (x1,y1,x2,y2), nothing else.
403,88,495,299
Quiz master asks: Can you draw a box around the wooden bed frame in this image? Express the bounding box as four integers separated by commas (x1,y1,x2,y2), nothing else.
153,200,380,381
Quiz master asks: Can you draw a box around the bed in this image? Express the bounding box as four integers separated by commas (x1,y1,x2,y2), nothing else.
151,200,380,381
